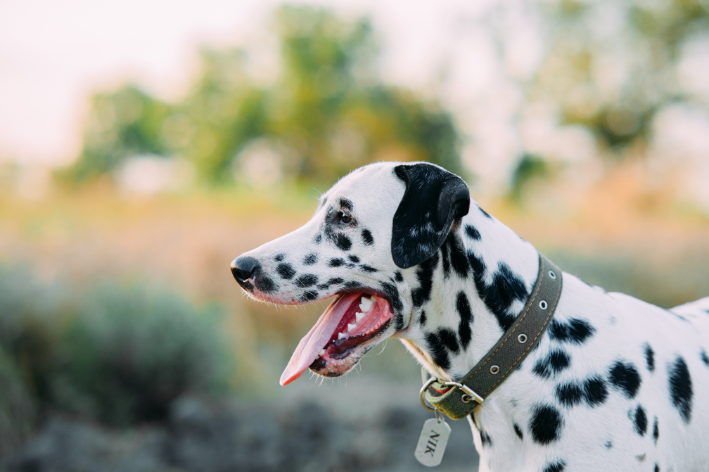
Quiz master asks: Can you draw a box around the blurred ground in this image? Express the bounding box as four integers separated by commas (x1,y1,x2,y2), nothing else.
1,378,479,472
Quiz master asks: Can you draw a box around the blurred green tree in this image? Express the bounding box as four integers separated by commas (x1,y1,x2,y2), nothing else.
61,86,173,184
531,0,709,155
62,5,463,187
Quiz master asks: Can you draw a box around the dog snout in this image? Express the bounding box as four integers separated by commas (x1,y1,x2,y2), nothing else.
230,256,261,284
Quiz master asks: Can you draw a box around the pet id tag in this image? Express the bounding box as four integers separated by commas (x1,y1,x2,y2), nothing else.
414,414,451,467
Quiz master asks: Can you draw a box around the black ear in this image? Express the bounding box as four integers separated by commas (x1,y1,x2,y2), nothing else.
391,163,470,269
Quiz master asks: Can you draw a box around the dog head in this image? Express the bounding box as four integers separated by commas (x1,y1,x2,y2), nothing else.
231,161,469,384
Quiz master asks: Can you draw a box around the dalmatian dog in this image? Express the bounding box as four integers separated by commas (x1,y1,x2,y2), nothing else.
230,161,709,472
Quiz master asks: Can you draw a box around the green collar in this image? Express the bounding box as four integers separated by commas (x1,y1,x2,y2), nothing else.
421,253,563,420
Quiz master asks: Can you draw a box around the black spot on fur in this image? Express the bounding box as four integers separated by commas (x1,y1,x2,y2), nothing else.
274,254,285,262
556,383,583,407
300,290,318,302
447,234,470,278
426,332,451,370
634,405,647,436
437,328,460,354
533,350,570,379
303,253,318,265
543,461,566,472
480,430,492,447
295,274,318,288
335,234,352,251
653,417,659,444
609,361,642,399
645,344,655,372
361,229,374,246
701,350,709,366
605,440,612,449
583,376,608,406
556,376,607,408
440,237,451,278
439,233,470,279
654,465,659,472
314,234,322,244
254,275,277,293
478,205,492,219
339,197,353,211
276,263,296,280
395,271,403,282
419,310,427,326
513,423,523,440
668,356,693,424
348,255,360,263
530,405,563,445
343,281,361,289
329,258,345,267
360,265,377,273
549,318,595,345
465,224,481,240
468,253,528,331
456,292,474,350
412,252,439,308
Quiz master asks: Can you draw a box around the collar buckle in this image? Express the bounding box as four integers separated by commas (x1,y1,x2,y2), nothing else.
420,377,484,412
438,381,484,405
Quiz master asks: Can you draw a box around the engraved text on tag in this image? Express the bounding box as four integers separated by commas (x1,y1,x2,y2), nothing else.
414,418,451,467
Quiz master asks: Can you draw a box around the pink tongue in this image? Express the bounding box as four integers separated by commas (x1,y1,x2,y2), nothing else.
280,292,361,386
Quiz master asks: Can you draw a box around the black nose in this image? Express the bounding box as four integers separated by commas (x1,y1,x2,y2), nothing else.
230,256,261,283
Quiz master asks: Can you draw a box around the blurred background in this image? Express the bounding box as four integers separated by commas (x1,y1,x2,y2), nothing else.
1,1,708,470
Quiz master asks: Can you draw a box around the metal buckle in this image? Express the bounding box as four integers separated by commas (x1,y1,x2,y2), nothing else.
419,377,438,411
420,378,484,412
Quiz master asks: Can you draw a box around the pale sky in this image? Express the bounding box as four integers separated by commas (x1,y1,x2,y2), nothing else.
0,0,506,166
1,0,708,202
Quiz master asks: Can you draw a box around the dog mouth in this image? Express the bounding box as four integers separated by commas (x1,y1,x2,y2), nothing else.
280,292,393,385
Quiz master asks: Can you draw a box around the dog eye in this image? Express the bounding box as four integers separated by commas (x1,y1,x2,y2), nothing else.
336,211,352,224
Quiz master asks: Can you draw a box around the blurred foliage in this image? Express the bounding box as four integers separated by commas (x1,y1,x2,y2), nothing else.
0,264,234,428
0,348,36,455
56,284,233,426
509,154,552,203
61,5,462,187
62,86,173,183
533,0,709,155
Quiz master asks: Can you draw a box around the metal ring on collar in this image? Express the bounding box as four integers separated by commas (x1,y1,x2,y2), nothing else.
419,377,438,412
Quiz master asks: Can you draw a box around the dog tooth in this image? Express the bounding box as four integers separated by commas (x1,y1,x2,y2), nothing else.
338,332,347,340
359,297,374,312
320,349,326,356
348,323,357,332
355,312,365,322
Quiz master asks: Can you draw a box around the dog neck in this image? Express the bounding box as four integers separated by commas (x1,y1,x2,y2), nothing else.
398,203,540,382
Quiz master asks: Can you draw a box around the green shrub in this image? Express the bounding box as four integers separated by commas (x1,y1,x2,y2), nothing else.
0,264,234,428
0,264,64,402
0,347,36,455
54,283,234,426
